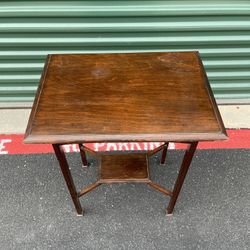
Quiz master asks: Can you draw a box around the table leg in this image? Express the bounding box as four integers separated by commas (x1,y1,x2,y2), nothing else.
53,144,83,215
78,143,88,167
167,141,198,215
160,142,169,165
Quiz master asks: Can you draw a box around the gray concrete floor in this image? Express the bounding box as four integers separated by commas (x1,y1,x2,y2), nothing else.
0,149,249,249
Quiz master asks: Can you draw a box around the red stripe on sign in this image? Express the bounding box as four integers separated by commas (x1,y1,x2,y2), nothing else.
0,129,249,155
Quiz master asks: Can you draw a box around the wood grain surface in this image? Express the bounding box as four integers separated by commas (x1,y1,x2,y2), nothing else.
99,153,149,183
24,52,227,144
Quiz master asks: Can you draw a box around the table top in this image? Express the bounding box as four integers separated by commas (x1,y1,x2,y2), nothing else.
24,52,227,144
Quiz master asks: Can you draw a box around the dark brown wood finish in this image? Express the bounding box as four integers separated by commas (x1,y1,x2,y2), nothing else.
148,182,172,197
52,143,196,215
25,55,51,138
78,144,88,167
160,142,169,165
78,182,101,197
77,151,173,205
167,142,198,215
99,154,149,183
197,54,227,137
52,144,83,216
24,52,228,216
24,52,227,144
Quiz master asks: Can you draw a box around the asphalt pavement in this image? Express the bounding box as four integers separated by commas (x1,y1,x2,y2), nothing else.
0,149,249,250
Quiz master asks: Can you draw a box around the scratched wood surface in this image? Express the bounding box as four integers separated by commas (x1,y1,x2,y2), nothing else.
24,52,227,144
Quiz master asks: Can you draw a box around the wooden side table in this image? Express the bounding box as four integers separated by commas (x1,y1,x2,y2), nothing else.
24,52,227,216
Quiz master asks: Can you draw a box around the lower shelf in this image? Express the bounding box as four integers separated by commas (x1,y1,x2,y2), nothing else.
99,153,149,183
78,152,172,198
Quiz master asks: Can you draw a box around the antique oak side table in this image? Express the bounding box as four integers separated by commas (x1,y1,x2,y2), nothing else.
24,52,227,216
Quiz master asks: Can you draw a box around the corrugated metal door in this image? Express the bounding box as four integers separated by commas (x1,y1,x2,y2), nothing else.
1,0,250,104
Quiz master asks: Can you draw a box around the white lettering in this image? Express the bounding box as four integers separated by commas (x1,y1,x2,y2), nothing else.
61,142,174,153
118,143,129,151
0,139,12,154
94,143,105,152
169,142,175,149
62,144,79,153
149,142,162,150
143,142,148,150
106,143,117,151
130,143,141,150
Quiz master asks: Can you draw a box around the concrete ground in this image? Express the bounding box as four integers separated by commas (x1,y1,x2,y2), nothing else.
0,105,250,134
0,149,249,249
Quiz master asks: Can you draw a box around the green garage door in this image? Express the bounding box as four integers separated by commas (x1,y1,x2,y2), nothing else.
1,0,250,104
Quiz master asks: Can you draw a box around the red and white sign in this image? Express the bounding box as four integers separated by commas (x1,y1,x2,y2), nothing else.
0,129,249,155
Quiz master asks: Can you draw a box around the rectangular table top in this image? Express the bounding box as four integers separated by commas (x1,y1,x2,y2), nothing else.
24,52,227,144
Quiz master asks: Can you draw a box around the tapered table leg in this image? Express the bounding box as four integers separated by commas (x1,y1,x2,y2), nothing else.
160,142,169,165
79,144,88,167
167,142,198,215
53,144,83,215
